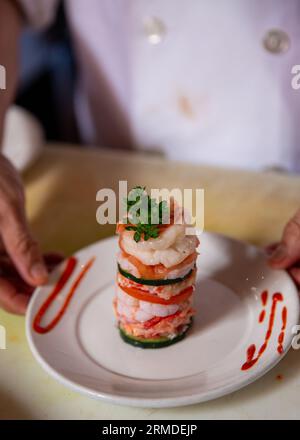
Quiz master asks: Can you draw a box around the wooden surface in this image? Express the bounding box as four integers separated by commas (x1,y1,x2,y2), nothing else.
1,144,300,420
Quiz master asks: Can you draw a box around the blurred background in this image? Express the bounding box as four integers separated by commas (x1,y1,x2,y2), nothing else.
16,1,78,144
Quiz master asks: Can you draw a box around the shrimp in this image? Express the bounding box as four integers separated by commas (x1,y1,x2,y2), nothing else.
117,251,140,278
119,306,195,339
117,269,196,300
115,197,198,341
120,232,199,268
121,224,185,252
116,286,180,322
117,249,197,280
137,300,179,321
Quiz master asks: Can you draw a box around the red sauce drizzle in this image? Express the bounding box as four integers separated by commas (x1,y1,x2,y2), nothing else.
277,306,287,354
241,292,283,371
261,290,268,307
246,344,256,362
33,256,95,334
258,309,266,323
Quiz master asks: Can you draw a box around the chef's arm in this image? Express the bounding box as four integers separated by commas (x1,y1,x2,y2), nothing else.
0,0,48,315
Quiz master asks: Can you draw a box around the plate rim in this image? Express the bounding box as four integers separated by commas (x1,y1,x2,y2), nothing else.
25,232,300,408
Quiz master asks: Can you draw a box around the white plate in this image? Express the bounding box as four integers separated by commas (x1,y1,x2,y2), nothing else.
26,232,300,408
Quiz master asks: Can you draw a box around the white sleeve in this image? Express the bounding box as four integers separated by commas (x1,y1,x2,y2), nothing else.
16,0,60,29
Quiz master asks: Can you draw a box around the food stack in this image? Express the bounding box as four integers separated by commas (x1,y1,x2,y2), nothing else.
113,188,199,348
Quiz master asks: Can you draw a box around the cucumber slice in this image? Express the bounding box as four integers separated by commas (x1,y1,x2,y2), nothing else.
119,320,193,349
118,263,194,286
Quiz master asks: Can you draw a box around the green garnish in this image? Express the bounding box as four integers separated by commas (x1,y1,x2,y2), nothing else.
118,263,195,286
125,224,159,242
124,186,169,242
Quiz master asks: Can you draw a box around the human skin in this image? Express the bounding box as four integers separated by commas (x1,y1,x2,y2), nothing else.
268,210,300,287
0,0,63,314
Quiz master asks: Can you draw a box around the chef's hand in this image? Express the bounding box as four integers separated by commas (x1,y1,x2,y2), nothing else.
268,209,300,287
0,154,62,314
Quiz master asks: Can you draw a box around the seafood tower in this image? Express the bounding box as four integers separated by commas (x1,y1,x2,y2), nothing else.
114,187,199,348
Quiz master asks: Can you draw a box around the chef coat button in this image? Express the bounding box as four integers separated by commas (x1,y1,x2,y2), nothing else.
143,17,166,44
263,29,290,54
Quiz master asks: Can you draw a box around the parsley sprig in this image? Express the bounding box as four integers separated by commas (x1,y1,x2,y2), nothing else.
125,224,159,243
124,187,169,242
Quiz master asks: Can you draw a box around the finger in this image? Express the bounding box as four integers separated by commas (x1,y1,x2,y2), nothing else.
0,252,65,315
0,252,63,297
0,277,30,315
0,252,64,275
288,267,300,288
43,252,65,269
268,210,300,269
0,206,48,286
0,258,32,294
265,242,279,256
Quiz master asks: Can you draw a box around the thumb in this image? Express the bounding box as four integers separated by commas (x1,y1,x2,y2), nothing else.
1,206,48,286
268,209,300,269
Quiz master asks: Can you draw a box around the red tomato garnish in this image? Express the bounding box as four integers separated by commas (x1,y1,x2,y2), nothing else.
119,245,197,280
118,284,194,305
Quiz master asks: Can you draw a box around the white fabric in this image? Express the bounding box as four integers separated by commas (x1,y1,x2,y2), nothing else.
16,0,300,171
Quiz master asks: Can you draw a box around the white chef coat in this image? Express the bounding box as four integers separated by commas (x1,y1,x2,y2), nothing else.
17,0,300,171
